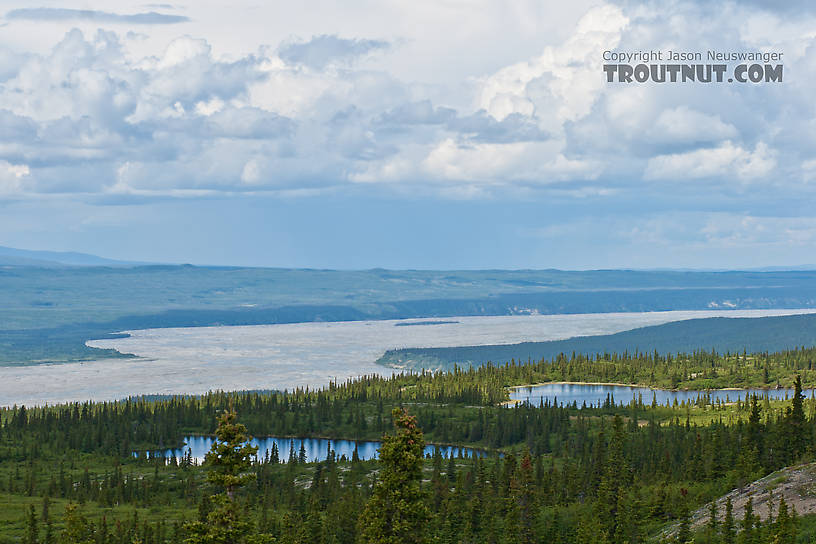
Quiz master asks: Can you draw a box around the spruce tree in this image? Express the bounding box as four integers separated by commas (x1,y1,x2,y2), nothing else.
706,499,718,540
204,410,259,500
184,409,274,544
722,497,735,544
24,504,38,544
788,375,807,459
359,408,430,544
676,489,691,544
774,496,797,544
747,394,764,464
740,496,754,543
598,415,628,537
59,504,92,544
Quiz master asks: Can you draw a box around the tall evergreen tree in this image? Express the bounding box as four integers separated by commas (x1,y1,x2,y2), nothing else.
706,499,718,541
598,415,628,537
787,375,807,460
740,496,754,544
204,410,259,499
184,410,272,544
721,498,735,544
24,504,39,544
676,489,691,544
774,496,797,544
59,504,92,544
359,408,430,544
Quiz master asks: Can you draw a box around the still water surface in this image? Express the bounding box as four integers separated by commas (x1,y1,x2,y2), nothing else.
142,435,487,464
509,383,814,407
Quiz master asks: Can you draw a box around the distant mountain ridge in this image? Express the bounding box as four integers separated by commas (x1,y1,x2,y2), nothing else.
0,245,147,267
1,244,816,272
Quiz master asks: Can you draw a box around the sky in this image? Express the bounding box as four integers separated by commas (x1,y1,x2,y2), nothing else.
0,1,815,269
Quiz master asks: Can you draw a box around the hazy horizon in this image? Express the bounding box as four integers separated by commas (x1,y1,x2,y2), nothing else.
3,242,816,272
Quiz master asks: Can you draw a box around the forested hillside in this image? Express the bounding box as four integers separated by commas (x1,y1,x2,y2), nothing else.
379,313,816,372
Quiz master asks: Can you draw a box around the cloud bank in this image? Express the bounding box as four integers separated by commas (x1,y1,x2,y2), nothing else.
0,1,812,202
0,0,815,267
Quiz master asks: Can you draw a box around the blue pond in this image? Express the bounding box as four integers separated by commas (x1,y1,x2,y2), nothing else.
139,435,487,464
509,382,814,408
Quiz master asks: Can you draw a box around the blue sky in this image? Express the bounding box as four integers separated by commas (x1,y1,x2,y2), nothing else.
0,1,814,269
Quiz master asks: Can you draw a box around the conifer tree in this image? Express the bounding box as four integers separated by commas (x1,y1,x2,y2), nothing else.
676,489,691,544
447,452,457,483
184,409,273,544
706,499,718,540
24,504,38,544
721,497,735,544
740,496,754,543
787,375,807,459
204,410,259,500
516,451,536,544
575,511,608,544
615,488,643,544
359,408,430,544
598,415,628,537
774,496,797,544
59,504,92,544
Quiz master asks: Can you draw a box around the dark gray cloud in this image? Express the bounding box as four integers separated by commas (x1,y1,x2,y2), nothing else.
6,8,189,24
279,34,389,69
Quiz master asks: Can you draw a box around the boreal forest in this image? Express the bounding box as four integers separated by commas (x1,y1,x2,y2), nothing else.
3,346,816,543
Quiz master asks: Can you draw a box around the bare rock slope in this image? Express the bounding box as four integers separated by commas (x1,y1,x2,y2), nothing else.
691,463,816,529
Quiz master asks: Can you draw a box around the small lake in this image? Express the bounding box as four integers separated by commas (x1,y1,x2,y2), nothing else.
509,383,815,408
138,435,487,464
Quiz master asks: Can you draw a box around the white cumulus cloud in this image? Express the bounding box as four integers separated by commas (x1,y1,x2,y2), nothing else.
0,0,814,207
645,141,777,182
0,160,30,195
